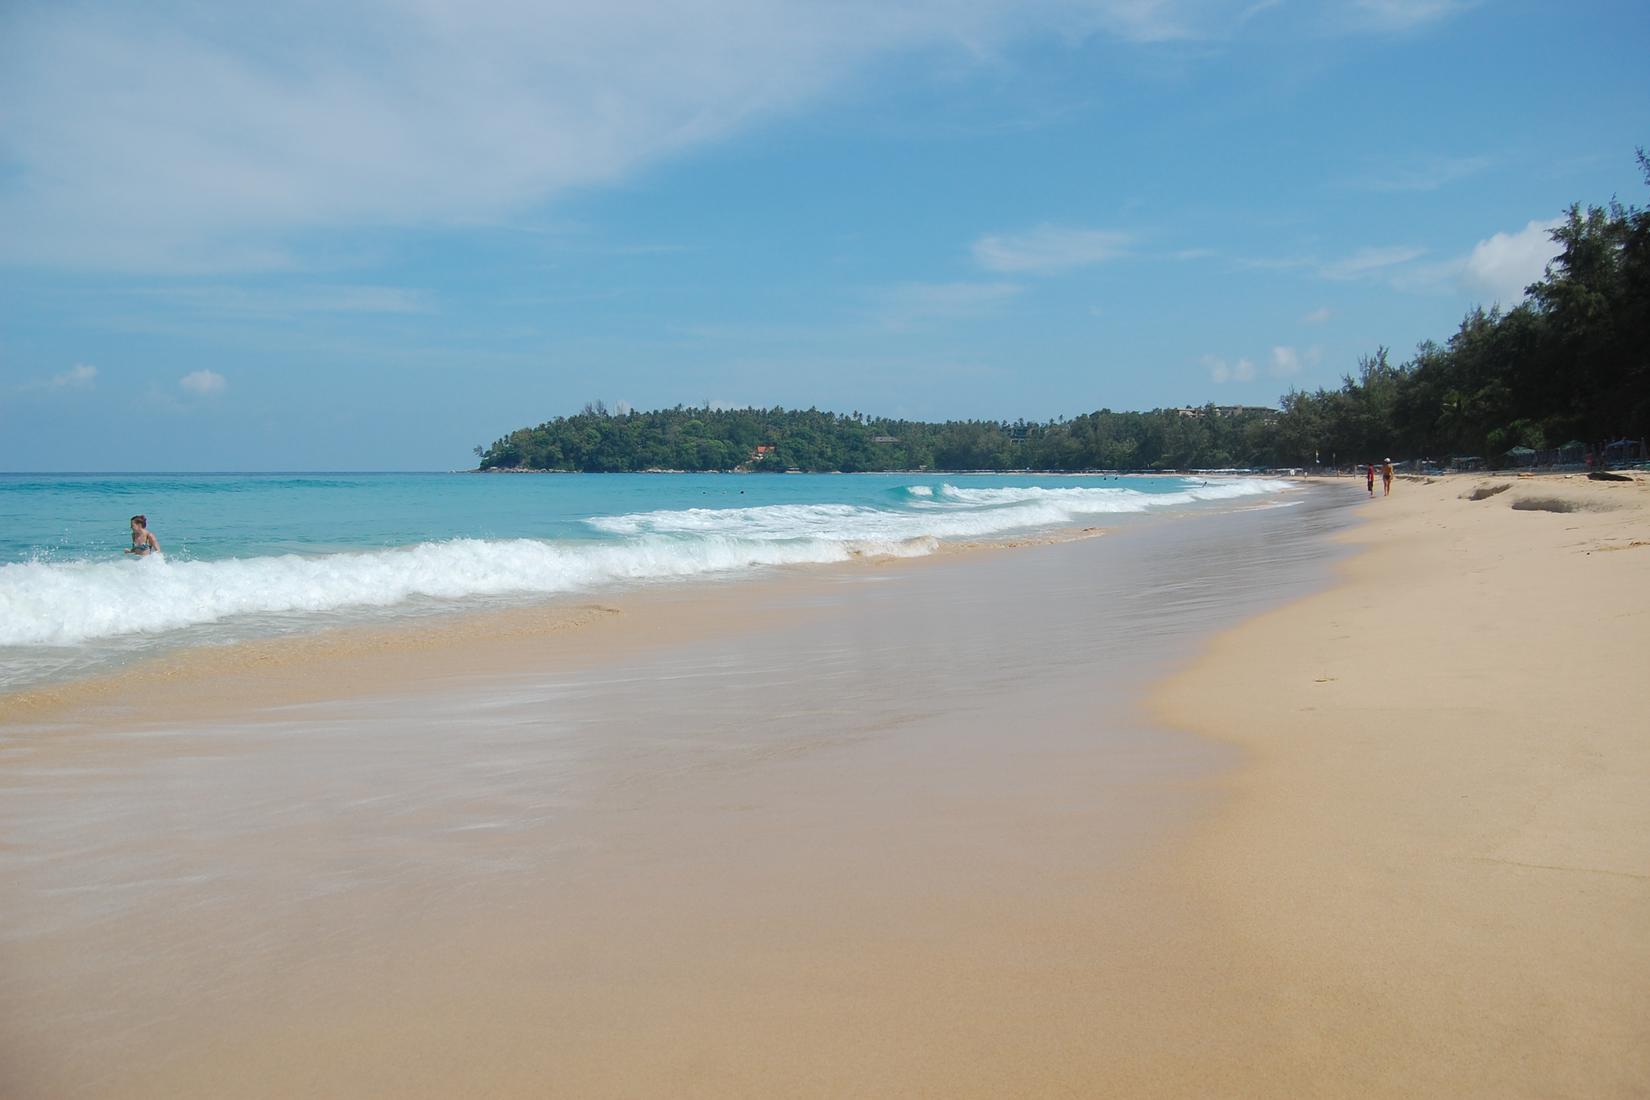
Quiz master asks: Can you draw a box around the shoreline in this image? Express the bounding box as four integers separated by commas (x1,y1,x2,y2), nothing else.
0,524,1112,725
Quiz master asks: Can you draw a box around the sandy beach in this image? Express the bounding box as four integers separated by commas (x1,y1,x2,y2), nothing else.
3,476,1647,1097
1136,473,1650,1096
7,0,1644,1094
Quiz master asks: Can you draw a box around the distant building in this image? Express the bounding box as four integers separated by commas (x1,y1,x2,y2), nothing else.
1174,405,1276,420
871,435,899,444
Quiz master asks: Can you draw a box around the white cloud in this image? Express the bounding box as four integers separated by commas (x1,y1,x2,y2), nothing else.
1237,254,1315,273
972,225,1131,274
1299,306,1332,325
1239,218,1555,302
878,281,1023,329
1383,217,1562,302
179,369,227,396
53,363,99,389
1202,354,1256,384
1348,0,1476,31
139,284,432,318
17,363,99,393
0,1,1252,273
1239,0,1285,23
1318,245,1427,280
1356,154,1491,192
1459,219,1561,306
1269,344,1321,377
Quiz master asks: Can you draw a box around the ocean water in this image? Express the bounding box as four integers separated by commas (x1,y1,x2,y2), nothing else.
0,471,1293,690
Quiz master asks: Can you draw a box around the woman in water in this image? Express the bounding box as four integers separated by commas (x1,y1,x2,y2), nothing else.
127,514,160,555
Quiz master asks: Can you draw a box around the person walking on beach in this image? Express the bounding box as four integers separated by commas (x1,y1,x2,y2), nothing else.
127,514,160,555
1366,463,1376,496
1381,459,1394,496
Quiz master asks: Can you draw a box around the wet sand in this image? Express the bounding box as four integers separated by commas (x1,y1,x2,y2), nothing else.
1,493,1349,1098
0,526,1109,724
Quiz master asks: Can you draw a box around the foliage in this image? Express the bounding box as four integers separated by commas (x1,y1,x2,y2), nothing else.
481,153,1649,473
476,403,1281,472
1265,149,1649,466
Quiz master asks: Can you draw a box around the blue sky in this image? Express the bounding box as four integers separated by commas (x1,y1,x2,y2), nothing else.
2,0,1646,470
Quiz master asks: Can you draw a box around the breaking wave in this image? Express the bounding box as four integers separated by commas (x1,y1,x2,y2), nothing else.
0,477,1291,647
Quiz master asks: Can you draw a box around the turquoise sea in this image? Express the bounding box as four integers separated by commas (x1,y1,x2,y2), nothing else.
0,471,1293,690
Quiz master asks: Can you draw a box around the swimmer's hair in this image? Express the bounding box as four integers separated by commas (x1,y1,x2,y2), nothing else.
131,514,147,528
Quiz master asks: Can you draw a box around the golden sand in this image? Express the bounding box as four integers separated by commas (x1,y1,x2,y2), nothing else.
1139,473,1650,1095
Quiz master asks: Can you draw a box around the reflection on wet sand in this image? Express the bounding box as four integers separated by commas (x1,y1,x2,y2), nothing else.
1,492,1350,1098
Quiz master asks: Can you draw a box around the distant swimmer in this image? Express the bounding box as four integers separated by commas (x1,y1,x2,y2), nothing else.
127,514,160,555
1382,459,1394,496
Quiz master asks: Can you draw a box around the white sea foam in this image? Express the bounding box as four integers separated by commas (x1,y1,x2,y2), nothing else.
931,478,1293,509
0,535,935,647
590,478,1293,539
0,478,1291,647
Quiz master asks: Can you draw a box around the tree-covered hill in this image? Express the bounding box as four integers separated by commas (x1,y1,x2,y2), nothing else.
479,152,1649,474
476,403,1279,473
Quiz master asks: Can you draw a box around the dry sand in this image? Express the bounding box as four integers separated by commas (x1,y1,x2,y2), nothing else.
1137,473,1650,1096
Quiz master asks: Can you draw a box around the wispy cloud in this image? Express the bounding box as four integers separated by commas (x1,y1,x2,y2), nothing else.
18,363,99,393
1299,306,1333,325
52,364,99,390
8,0,1463,275
1235,254,1317,273
1238,0,1285,24
1353,154,1492,192
1204,342,1322,384
1269,344,1322,377
1317,245,1428,280
1347,0,1478,32
973,225,1131,274
1202,354,1256,384
877,281,1023,330
179,369,228,397
0,2,1261,274
137,284,433,319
